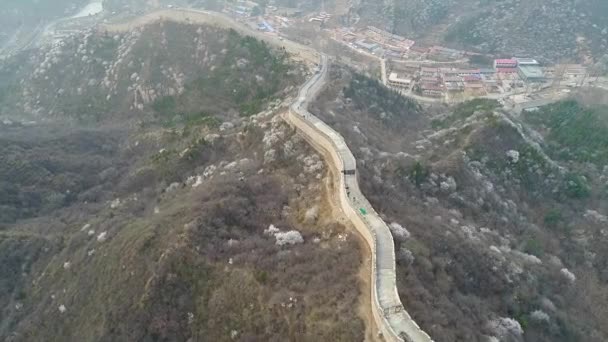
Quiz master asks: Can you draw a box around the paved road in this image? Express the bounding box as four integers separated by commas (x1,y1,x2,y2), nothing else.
381,58,388,85
288,55,433,342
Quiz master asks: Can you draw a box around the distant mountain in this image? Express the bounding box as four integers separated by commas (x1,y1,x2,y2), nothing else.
0,0,89,58
0,0,87,34
357,0,608,62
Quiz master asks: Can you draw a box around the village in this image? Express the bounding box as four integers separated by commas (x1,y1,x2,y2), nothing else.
329,25,595,104
220,0,600,107
4,0,602,109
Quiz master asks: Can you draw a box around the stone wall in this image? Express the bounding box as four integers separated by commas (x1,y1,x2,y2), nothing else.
283,107,433,342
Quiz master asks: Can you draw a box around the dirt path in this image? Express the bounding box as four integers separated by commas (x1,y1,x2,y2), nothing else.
323,156,380,342
288,110,380,341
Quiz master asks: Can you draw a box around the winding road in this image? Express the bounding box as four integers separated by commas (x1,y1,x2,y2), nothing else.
285,54,433,342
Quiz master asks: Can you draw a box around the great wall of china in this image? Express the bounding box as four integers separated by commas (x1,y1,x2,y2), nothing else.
283,54,433,342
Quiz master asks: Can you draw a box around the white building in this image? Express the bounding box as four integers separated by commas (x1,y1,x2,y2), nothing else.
514,57,540,66
388,72,412,88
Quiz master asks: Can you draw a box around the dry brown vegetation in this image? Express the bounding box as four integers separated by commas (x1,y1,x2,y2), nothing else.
0,115,367,342
0,24,367,341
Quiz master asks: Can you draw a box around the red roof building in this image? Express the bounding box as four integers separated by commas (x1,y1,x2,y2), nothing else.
463,75,482,82
494,59,517,69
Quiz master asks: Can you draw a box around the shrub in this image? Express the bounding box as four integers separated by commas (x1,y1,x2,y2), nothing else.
562,173,590,199
530,310,550,323
490,317,524,340
544,209,562,228
397,246,415,265
389,222,411,242
525,100,608,164
254,270,268,284
409,162,430,188
523,238,544,257
274,230,304,246
343,73,421,126
152,95,177,114
560,268,576,283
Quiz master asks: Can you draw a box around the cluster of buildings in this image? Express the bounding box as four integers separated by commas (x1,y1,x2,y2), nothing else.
387,63,529,98
333,26,487,63
386,57,592,99
546,64,589,87
365,26,415,57
221,1,292,34
333,26,415,58
343,26,486,60
256,15,291,32
326,21,594,101
224,0,259,17
224,0,294,28
413,67,492,97
386,55,571,99
493,57,545,82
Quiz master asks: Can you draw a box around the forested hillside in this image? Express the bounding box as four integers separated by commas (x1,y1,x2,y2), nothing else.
0,23,367,341
357,0,608,62
0,21,303,123
312,64,608,342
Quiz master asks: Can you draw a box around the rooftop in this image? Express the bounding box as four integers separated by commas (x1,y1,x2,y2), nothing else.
388,72,411,83
444,76,463,82
518,65,545,79
495,58,516,64
421,83,443,91
456,69,480,74
514,57,539,65
355,40,379,50
421,67,439,73
464,75,482,82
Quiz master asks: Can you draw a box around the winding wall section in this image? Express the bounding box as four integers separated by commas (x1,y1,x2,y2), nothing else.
284,55,433,342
